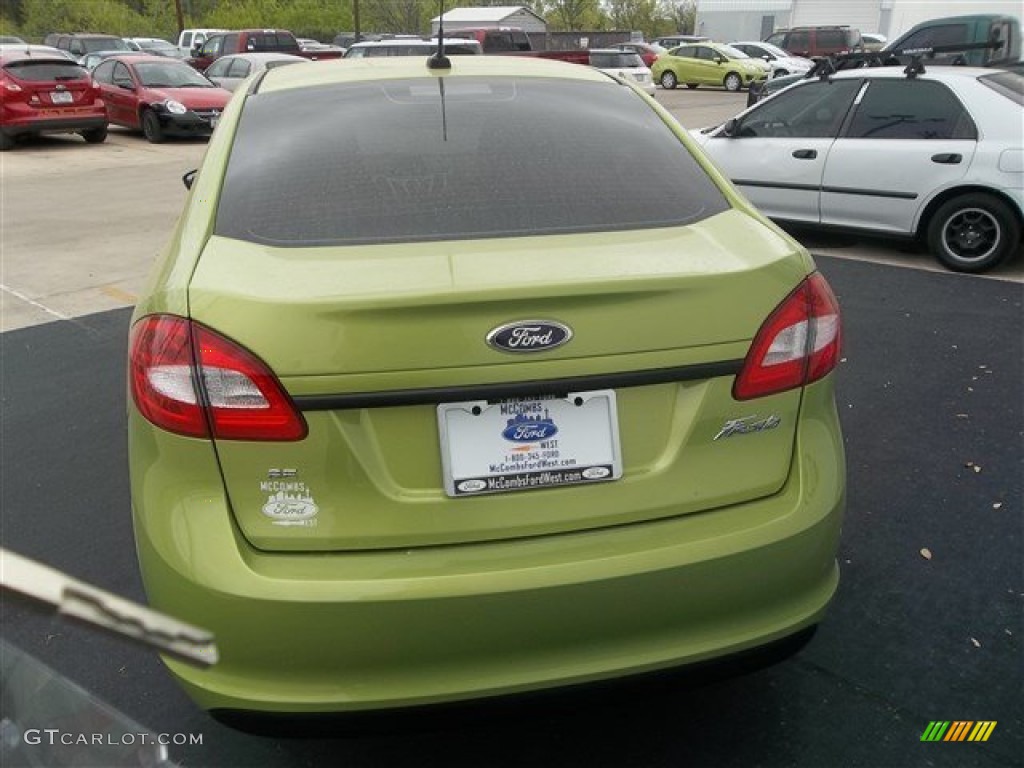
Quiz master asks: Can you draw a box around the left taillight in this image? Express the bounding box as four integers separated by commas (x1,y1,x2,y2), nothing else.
733,272,841,400
1,75,24,96
129,315,307,441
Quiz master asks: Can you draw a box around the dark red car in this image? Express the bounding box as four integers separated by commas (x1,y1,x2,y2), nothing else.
91,54,231,143
610,42,665,68
0,49,108,150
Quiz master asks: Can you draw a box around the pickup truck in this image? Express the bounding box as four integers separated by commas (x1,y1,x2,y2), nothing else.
444,27,533,53
186,29,344,70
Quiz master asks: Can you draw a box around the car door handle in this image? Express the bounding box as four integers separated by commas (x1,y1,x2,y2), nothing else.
931,153,962,164
792,149,817,159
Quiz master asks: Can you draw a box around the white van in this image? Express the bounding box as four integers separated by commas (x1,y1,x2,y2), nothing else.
177,28,228,56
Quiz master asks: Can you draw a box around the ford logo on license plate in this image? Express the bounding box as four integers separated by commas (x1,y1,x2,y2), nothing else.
486,320,572,353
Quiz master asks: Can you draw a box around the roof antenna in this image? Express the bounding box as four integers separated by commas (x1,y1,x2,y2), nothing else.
428,0,451,69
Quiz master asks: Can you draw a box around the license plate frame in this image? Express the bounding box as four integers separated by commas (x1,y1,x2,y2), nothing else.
50,91,73,105
437,390,622,497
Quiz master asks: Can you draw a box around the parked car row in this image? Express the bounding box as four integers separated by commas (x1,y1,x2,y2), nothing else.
746,13,1021,105
0,48,236,149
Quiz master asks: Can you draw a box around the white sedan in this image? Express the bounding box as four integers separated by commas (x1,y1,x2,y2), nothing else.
691,66,1024,272
728,41,814,78
589,49,656,95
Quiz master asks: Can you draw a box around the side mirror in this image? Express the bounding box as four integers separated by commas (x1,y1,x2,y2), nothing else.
183,169,197,190
722,118,739,137
715,56,725,64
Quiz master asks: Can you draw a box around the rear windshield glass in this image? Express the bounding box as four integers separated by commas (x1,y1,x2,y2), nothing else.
215,77,729,246
2,60,89,81
978,70,1024,105
589,52,644,68
83,37,130,53
345,43,479,58
248,33,300,52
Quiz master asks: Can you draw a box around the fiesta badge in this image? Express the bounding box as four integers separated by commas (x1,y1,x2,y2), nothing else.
486,320,572,353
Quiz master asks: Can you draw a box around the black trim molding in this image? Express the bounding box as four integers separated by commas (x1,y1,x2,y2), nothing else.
293,361,744,411
734,178,917,201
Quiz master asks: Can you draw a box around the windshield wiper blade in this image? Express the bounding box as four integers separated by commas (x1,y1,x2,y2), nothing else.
1,548,218,668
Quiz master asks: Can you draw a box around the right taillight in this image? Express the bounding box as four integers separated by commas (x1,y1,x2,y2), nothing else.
733,272,841,400
129,314,307,441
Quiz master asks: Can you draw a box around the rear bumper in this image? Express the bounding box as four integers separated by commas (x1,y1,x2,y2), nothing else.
131,381,845,713
1,115,107,137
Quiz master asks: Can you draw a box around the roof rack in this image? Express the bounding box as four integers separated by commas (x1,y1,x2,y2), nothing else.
809,40,1004,81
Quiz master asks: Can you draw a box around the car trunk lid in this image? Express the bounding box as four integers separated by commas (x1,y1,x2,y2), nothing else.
187,210,812,551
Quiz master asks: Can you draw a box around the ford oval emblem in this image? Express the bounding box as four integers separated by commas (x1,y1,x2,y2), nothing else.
501,414,559,443
486,320,572,353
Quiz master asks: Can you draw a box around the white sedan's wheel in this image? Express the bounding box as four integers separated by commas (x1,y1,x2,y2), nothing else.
927,193,1020,273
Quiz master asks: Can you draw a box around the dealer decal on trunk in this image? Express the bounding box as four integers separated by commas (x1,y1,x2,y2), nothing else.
260,469,319,527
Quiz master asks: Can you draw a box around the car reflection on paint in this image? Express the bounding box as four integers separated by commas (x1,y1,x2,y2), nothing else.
127,54,845,721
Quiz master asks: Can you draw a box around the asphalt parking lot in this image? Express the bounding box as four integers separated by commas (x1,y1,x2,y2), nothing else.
1,87,1022,767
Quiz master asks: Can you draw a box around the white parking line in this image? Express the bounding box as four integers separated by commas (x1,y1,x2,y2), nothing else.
0,283,70,323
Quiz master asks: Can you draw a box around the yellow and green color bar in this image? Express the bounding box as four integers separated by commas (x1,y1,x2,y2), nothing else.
921,721,997,742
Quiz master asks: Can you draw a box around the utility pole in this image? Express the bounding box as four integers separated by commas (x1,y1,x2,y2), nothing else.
173,0,185,33
354,0,361,42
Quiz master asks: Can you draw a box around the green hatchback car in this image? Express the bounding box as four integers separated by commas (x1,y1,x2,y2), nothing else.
653,42,770,91
127,53,845,717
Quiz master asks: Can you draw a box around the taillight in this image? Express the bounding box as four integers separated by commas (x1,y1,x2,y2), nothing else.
129,315,307,441
733,272,841,400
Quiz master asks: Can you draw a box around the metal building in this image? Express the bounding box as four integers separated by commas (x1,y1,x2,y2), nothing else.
431,6,549,36
695,0,1022,43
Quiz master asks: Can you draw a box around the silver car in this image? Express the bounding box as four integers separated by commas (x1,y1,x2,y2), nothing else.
203,52,308,92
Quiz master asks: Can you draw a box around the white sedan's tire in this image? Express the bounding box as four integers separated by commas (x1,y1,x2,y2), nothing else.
927,193,1021,273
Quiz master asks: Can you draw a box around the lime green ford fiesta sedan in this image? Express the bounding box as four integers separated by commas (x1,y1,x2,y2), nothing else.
127,54,845,716
652,42,770,91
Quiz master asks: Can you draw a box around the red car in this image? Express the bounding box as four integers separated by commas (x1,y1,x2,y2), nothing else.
91,54,231,143
610,42,665,68
0,49,108,150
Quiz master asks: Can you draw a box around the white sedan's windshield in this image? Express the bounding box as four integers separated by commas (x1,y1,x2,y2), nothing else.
719,45,750,59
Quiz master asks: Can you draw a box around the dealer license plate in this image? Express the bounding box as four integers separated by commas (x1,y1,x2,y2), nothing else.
438,390,622,497
50,91,73,104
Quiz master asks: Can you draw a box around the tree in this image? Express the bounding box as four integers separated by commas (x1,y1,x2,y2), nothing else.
3,0,25,27
605,0,661,34
661,0,696,34
538,0,602,31
20,0,148,38
360,0,429,35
